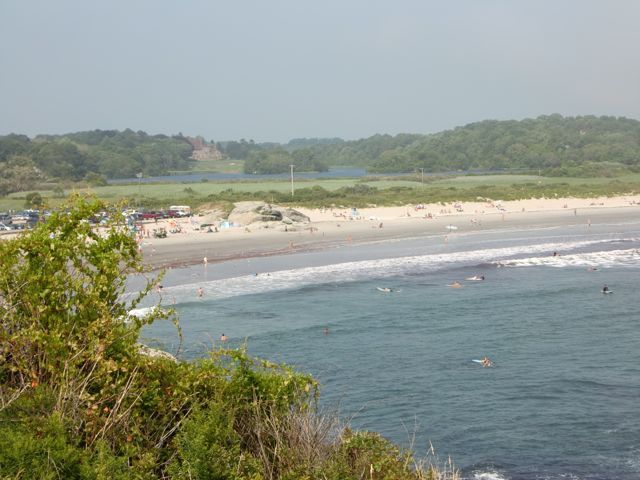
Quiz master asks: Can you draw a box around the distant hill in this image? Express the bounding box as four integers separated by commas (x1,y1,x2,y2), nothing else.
305,115,640,176
2,115,640,194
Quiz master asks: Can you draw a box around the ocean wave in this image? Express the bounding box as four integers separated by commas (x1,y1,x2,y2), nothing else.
497,249,640,269
154,239,640,301
469,473,509,480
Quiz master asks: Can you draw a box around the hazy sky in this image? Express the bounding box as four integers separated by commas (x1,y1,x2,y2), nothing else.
1,1,639,142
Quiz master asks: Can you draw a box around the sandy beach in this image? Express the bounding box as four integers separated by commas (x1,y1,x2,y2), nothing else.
136,195,640,269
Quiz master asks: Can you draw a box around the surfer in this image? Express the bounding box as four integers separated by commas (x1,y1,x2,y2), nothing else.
197,287,204,297
448,281,462,288
481,356,492,367
377,287,393,293
323,327,329,335
602,284,610,294
220,333,228,342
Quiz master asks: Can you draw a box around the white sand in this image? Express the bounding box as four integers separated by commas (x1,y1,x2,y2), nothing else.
135,195,640,268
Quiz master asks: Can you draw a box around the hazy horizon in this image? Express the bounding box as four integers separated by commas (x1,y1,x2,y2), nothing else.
2,0,639,143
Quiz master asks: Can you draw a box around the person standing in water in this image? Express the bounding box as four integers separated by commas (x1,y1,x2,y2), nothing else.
220,333,228,342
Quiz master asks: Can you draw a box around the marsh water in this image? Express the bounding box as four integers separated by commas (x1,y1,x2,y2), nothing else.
138,220,640,480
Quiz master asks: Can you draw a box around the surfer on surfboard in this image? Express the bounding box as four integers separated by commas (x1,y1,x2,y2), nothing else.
602,284,612,294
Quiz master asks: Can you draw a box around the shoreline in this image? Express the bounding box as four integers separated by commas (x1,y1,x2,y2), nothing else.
137,195,640,270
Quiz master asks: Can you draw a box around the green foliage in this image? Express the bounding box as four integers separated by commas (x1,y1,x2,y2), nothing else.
168,404,263,480
0,413,85,479
243,148,328,174
364,115,640,174
85,172,108,186
0,197,457,479
0,129,194,182
24,191,44,208
0,155,44,196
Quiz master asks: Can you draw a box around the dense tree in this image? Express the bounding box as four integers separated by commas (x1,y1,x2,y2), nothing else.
244,148,329,174
3,115,640,191
0,155,43,195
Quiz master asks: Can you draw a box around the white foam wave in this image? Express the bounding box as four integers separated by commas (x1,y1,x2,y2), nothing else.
500,248,640,269
471,473,508,480
155,238,638,301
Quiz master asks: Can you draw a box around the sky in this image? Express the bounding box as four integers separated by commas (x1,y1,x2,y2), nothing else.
1,0,640,142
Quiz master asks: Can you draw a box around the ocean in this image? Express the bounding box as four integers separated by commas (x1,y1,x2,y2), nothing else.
136,219,640,480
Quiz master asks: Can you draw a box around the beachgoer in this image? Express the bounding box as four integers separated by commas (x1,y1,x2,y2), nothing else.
197,287,204,297
553,251,558,257
220,333,228,342
203,256,208,265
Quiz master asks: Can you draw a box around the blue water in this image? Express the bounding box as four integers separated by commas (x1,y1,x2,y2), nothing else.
138,223,640,480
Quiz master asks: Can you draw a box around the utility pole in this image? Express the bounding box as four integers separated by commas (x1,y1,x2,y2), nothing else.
289,164,295,197
136,172,143,206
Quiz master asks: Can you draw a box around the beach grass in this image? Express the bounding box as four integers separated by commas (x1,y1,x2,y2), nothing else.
3,173,640,211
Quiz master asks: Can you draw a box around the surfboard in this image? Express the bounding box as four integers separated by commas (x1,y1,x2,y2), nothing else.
602,290,613,294
377,287,392,293
471,359,483,364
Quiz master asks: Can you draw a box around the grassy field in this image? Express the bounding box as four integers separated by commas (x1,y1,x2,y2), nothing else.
3,173,640,211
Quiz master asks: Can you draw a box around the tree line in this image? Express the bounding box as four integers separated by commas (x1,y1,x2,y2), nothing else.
0,129,195,195
2,115,640,195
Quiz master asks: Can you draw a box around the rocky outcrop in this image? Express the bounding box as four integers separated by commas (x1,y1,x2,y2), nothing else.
138,344,178,363
228,202,309,226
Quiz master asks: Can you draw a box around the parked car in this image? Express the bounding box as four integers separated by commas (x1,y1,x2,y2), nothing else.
0,222,13,231
139,211,163,220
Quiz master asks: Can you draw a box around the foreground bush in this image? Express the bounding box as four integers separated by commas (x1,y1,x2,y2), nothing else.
0,196,457,479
